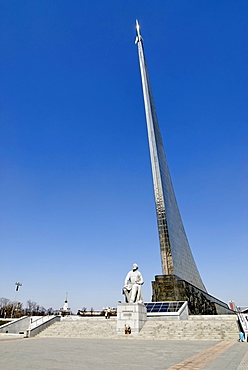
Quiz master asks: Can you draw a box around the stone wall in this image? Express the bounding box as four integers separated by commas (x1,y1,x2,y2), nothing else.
152,275,234,315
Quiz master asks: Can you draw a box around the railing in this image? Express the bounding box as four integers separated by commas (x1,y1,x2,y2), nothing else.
26,315,61,337
236,307,248,340
29,315,53,330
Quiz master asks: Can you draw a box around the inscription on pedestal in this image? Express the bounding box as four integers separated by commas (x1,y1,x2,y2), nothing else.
123,313,132,317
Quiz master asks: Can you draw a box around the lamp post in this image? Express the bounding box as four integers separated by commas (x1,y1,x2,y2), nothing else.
15,282,22,291
11,282,22,318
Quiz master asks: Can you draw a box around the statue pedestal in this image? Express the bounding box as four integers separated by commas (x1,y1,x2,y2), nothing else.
117,303,147,334
152,275,234,315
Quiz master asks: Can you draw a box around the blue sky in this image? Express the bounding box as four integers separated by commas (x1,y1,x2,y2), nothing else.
0,1,247,312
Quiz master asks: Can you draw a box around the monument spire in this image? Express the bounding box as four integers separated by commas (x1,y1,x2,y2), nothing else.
135,21,206,292
135,20,143,43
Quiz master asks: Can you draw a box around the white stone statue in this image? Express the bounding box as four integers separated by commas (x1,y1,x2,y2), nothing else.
123,263,144,303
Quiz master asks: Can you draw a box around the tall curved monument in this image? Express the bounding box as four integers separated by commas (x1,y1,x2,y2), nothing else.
135,21,231,314
135,20,205,290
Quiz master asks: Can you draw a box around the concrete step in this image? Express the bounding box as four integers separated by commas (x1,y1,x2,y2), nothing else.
38,317,118,339
37,315,239,340
139,316,239,340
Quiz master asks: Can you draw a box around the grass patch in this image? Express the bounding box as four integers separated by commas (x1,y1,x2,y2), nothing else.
0,321,10,326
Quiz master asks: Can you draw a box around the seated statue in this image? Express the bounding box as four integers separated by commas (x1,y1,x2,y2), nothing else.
123,263,144,303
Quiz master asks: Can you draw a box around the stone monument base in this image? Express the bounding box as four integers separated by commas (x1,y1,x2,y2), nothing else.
152,275,234,315
117,303,147,334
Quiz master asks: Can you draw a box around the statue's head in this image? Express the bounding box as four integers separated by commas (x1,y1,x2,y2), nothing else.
133,263,138,271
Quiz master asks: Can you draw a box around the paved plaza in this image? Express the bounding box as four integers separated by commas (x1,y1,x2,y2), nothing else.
0,336,247,369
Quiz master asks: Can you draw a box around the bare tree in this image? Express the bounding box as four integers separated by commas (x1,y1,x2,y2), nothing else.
13,302,23,318
0,298,10,317
0,297,11,318
1,297,54,318
26,300,37,316
46,307,54,315
39,306,46,315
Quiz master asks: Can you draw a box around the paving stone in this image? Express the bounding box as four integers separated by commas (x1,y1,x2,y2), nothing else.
0,337,247,370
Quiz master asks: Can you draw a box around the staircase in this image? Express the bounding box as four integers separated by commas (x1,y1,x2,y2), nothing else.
37,315,239,340
37,316,118,339
237,310,248,340
139,315,239,340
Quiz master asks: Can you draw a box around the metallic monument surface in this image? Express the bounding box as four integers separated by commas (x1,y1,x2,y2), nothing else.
135,21,206,292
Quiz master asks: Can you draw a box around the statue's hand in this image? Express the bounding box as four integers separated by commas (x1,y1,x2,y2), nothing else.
124,285,131,291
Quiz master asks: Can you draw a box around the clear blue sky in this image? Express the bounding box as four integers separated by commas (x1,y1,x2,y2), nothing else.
1,1,247,312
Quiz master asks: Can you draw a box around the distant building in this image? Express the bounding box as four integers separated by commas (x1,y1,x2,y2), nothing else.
60,293,71,316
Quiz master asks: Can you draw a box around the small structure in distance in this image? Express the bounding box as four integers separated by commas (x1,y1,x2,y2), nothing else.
59,293,71,316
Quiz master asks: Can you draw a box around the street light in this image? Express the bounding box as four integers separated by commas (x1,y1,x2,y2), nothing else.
15,282,22,291
11,282,23,318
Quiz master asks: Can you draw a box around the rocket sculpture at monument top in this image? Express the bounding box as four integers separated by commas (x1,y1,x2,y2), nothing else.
135,20,207,292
